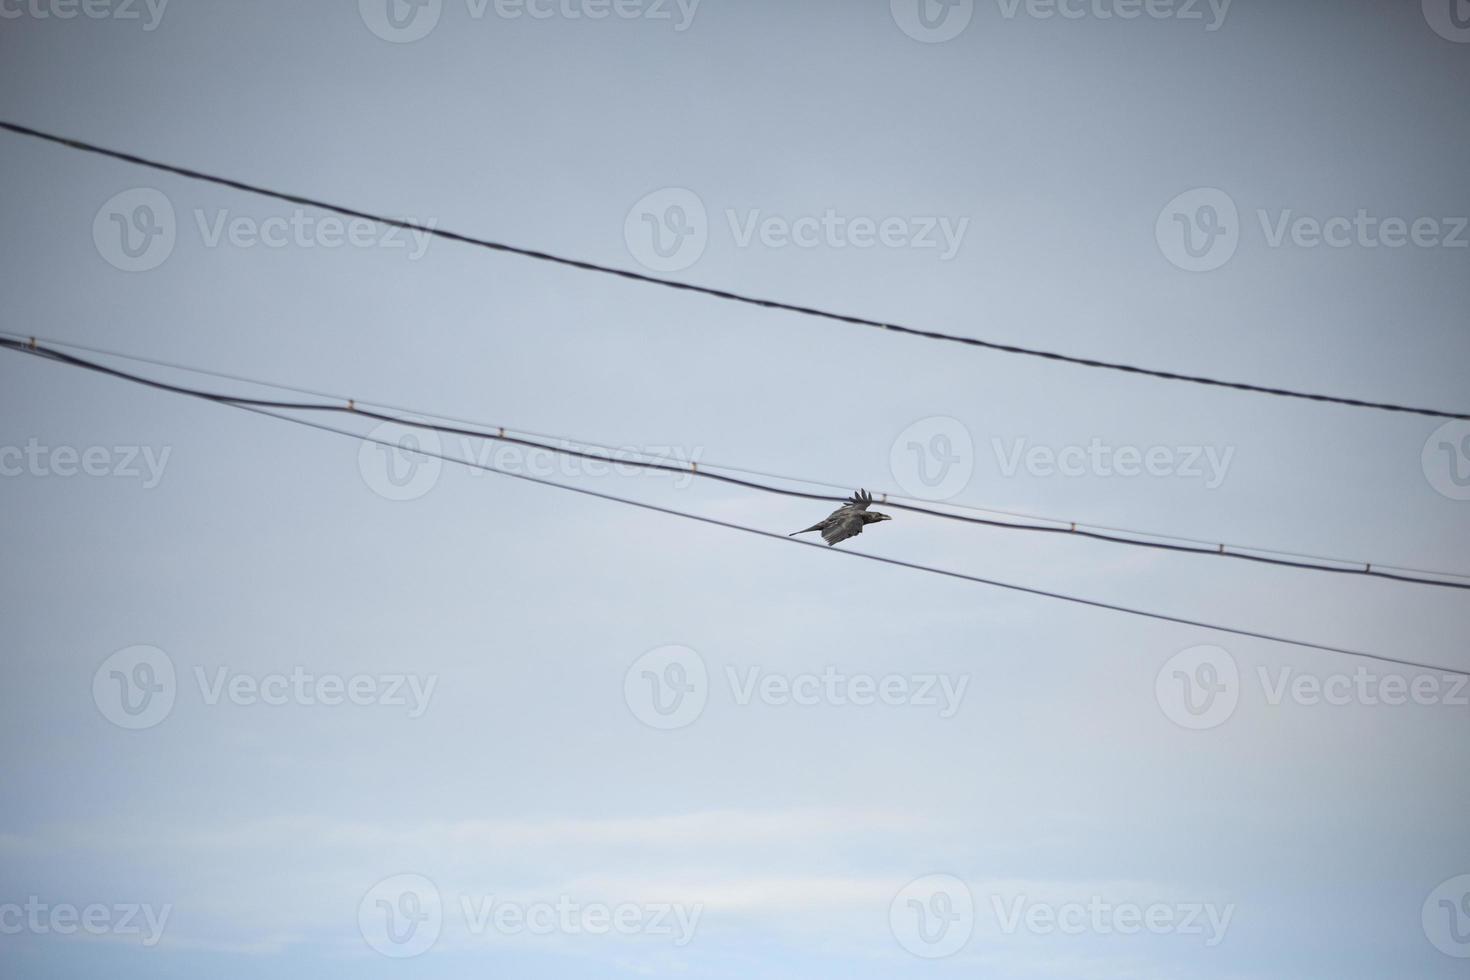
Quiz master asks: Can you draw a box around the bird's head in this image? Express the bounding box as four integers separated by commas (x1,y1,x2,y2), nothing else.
867,511,893,523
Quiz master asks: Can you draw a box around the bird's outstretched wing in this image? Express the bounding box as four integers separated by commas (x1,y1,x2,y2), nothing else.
843,489,874,512
820,513,866,546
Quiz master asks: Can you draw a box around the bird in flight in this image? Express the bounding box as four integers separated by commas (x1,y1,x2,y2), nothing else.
789,489,892,546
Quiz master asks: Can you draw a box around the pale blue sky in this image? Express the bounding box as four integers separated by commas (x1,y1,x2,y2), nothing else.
2,1,1469,977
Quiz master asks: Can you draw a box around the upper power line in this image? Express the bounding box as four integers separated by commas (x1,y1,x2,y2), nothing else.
4,118,1466,422
4,334,1467,593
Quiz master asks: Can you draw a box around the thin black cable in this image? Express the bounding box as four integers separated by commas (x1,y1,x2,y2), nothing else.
9,328,1467,585
234,402,1468,677
4,118,1466,422
5,339,1462,673
4,336,1468,592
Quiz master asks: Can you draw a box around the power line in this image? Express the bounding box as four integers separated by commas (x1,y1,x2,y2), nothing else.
8,334,1469,588
224,407,1470,677
5,340,1470,677
6,329,1464,595
5,334,1467,592
4,118,1466,422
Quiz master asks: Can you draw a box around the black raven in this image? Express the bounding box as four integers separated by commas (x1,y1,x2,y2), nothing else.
789,489,892,546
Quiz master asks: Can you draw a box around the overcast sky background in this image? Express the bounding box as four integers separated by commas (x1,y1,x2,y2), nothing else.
2,0,1469,977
